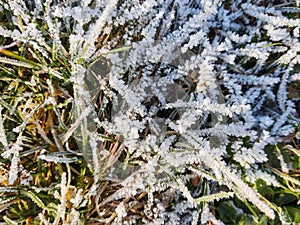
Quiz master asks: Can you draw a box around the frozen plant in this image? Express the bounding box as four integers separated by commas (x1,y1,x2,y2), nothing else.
0,0,299,224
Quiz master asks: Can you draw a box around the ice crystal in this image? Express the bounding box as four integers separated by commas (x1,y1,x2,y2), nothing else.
0,0,299,223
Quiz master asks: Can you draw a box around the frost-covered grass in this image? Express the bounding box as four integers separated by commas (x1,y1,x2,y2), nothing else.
0,0,299,224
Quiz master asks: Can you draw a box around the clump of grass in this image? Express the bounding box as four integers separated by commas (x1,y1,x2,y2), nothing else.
0,1,300,224
0,2,145,223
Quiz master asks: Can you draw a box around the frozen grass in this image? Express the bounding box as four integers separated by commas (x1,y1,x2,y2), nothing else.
0,0,300,224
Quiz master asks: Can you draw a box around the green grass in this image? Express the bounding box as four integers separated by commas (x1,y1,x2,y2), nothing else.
0,2,300,225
